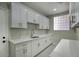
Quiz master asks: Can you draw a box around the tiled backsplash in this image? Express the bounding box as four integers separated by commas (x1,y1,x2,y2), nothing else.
76,28,79,40
9,23,48,40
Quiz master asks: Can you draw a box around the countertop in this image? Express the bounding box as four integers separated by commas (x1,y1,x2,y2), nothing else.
9,33,52,45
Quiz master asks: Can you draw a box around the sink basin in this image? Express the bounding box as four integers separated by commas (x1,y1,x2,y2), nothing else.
31,36,39,38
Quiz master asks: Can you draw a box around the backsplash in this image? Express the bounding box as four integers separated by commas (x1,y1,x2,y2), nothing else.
76,28,79,40
9,23,48,40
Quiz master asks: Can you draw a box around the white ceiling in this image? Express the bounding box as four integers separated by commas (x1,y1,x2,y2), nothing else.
23,2,69,16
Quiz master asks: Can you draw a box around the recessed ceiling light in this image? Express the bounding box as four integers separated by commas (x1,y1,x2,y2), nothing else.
53,8,56,11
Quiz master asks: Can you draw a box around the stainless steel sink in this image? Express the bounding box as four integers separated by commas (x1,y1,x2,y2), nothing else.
31,36,39,38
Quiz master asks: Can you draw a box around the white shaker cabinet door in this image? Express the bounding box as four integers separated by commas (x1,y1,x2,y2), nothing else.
16,47,25,57
11,3,27,28
43,18,47,29
28,9,35,23
46,38,50,46
47,18,49,29
25,42,32,57
43,37,50,47
11,3,20,28
38,39,45,52
16,41,32,57
28,9,39,24
19,5,27,28
43,38,48,47
34,12,40,24
46,37,52,46
31,40,39,56
45,18,49,29
39,16,44,29
75,3,79,23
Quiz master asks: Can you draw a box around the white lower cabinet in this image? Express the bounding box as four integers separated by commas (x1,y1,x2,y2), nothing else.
38,39,43,52
46,38,50,46
9,41,32,57
31,38,52,57
25,42,32,57
46,37,52,46
31,40,39,56
9,35,52,57
43,37,52,48
16,46,25,57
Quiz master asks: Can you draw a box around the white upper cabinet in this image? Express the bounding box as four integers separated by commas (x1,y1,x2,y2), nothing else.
11,2,49,29
27,9,34,23
39,15,49,29
11,3,28,28
34,12,40,24
44,17,49,29
70,2,79,28
39,15,44,29
27,9,40,24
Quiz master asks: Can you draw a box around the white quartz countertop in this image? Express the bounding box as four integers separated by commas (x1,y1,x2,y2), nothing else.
49,39,79,57
9,33,52,44
9,38,32,44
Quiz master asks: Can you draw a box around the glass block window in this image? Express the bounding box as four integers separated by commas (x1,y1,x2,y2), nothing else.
54,15,70,30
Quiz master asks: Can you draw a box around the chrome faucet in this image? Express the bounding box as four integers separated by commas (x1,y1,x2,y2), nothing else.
31,29,34,38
